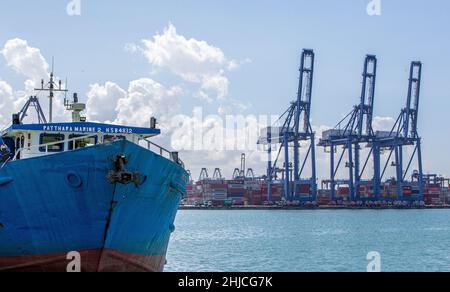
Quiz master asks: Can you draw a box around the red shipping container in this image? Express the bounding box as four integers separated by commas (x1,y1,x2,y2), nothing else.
403,186,413,196
338,187,350,196
299,184,311,194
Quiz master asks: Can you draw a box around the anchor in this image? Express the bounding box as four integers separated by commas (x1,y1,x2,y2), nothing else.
107,155,142,187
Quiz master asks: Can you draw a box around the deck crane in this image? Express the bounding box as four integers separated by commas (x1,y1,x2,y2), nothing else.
375,61,424,201
14,63,67,125
259,49,317,202
15,96,47,124
319,55,378,201
212,168,223,180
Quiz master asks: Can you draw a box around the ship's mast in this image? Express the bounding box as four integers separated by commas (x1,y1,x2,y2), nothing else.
34,58,68,123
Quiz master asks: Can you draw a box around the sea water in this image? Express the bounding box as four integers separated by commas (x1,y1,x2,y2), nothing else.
166,209,450,272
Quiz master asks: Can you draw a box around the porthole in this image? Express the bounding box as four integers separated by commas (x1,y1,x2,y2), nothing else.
65,171,83,188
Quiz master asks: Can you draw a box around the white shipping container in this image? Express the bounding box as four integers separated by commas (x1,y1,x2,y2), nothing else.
322,129,352,140
375,131,397,139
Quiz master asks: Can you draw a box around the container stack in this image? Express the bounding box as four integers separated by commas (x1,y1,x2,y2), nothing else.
298,183,311,196
194,181,205,204
317,190,332,205
186,182,195,204
261,182,282,202
244,180,263,205
337,186,350,200
227,180,246,204
444,189,450,205
181,166,450,207
425,185,442,205
209,180,228,203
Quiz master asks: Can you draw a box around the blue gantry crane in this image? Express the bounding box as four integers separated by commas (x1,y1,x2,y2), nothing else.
319,55,378,201
260,49,317,202
375,61,424,201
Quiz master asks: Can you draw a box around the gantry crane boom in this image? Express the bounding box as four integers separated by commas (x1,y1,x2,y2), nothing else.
319,55,378,201
375,61,424,201
260,49,317,202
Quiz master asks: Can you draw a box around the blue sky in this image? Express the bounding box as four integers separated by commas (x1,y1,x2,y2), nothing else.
0,0,449,178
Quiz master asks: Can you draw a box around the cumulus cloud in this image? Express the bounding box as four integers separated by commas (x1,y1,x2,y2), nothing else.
170,124,269,180
197,73,229,102
86,82,127,123
0,80,15,128
84,78,183,132
1,38,70,124
169,107,272,153
372,116,396,132
128,23,241,102
217,99,250,116
122,25,255,177
164,107,282,178
115,78,182,130
1,38,49,82
136,24,231,81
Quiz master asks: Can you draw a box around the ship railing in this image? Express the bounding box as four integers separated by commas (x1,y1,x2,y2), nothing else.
10,134,100,162
2,134,185,169
0,156,11,169
139,137,185,168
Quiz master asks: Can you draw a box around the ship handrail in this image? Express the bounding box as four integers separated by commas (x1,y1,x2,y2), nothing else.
139,137,185,168
2,134,185,169
11,133,100,162
0,158,10,170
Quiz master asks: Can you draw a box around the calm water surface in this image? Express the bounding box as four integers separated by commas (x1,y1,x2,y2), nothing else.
165,209,450,272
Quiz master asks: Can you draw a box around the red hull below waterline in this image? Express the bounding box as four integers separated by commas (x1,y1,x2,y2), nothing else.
0,249,166,272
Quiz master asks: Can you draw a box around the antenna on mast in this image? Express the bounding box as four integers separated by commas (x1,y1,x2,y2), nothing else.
34,58,68,123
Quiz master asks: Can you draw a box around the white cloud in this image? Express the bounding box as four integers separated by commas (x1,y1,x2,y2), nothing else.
114,78,182,130
137,23,230,81
0,80,15,129
218,99,251,116
116,26,254,175
198,73,229,101
1,38,49,82
128,23,241,102
1,39,70,124
0,79,69,127
372,116,396,132
84,79,183,131
166,108,280,179
169,108,270,153
86,82,127,123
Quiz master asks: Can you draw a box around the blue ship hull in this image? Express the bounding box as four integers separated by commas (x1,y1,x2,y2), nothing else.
0,140,187,272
